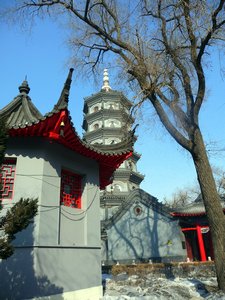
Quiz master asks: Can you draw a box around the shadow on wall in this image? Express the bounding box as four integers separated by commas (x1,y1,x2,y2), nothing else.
147,207,160,258
0,223,63,300
110,199,160,262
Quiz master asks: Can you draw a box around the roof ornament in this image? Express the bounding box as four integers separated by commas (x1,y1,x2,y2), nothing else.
19,78,30,94
101,68,111,92
53,68,74,111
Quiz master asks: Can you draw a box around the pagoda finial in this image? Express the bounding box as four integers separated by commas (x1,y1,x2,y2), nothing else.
101,68,111,92
19,78,30,94
54,68,74,110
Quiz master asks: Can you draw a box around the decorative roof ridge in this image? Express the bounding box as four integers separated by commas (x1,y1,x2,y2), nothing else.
0,87,43,128
102,189,171,229
171,195,225,217
194,193,225,203
84,90,132,105
8,106,133,190
177,194,225,209
52,68,74,112
171,199,225,215
0,88,37,113
84,89,120,101
101,193,128,200
89,132,134,153
21,94,43,121
81,138,133,155
52,108,129,155
4,74,132,158
0,96,22,115
89,125,138,153
171,208,225,217
11,106,133,157
132,151,142,159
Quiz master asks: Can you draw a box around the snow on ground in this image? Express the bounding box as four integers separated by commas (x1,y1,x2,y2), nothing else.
101,273,225,300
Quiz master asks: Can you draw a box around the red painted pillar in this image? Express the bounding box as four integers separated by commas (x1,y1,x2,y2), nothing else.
196,225,207,261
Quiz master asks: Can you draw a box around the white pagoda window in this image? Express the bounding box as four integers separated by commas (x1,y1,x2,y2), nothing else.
113,184,122,192
110,121,115,127
128,161,136,171
90,103,101,113
105,119,121,128
94,123,99,130
105,102,117,109
105,138,121,145
91,139,103,144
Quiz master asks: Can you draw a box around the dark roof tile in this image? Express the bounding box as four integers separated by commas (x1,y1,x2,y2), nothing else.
172,196,225,216
0,84,43,128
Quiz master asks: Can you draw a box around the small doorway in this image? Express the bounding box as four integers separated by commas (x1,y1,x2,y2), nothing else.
184,230,200,261
202,231,214,260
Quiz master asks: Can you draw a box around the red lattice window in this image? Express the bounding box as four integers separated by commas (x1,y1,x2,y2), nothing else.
60,169,82,209
0,158,16,200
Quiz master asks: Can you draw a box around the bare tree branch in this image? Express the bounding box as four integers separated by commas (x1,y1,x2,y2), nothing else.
5,0,225,289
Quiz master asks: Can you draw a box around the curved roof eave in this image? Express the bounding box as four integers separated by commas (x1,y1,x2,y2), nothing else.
9,108,133,189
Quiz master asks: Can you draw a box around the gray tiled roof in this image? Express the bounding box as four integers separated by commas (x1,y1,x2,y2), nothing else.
172,195,225,215
1,70,134,158
84,90,133,108
102,188,171,229
0,80,43,128
0,69,74,129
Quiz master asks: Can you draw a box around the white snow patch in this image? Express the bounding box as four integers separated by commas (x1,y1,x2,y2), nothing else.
101,274,225,300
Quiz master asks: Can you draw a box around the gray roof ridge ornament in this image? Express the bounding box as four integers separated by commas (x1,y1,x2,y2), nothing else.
0,77,43,127
53,68,74,111
19,78,30,94
101,68,111,92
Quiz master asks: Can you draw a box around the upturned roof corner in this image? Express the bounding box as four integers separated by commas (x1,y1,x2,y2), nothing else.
1,70,134,189
53,68,74,112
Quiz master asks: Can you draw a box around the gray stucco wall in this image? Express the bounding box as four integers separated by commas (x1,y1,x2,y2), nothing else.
103,199,186,264
0,137,102,298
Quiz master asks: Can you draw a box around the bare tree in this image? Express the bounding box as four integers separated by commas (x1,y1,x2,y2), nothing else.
4,0,225,290
165,166,225,207
164,187,198,208
213,166,225,197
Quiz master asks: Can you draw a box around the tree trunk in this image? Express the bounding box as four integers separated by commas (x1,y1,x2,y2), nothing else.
191,128,225,291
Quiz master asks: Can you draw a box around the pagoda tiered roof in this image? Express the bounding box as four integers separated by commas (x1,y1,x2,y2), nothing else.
83,90,132,109
0,69,133,189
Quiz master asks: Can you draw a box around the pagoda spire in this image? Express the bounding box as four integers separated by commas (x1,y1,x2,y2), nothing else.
101,69,111,92
19,79,30,94
54,68,74,111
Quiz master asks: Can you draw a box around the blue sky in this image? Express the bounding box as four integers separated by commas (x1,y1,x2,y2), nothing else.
1,13,225,201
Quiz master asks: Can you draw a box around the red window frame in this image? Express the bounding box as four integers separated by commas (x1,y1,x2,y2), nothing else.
0,158,16,200
60,169,82,209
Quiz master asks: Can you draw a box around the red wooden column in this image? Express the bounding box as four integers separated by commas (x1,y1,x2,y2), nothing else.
196,225,207,261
